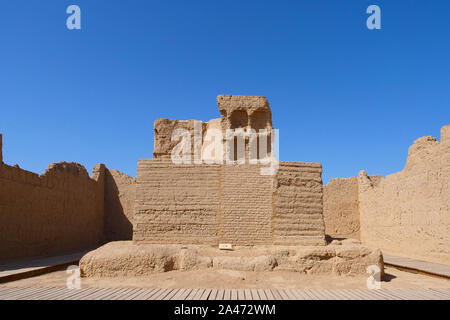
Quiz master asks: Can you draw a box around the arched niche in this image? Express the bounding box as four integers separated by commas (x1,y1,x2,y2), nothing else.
229,110,249,129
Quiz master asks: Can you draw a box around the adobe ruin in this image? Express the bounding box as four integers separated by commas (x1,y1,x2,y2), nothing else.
4,94,449,278
323,124,450,265
79,95,383,277
134,95,326,247
0,134,135,262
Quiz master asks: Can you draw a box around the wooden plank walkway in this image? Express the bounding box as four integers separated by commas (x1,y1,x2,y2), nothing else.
384,255,450,279
0,249,95,284
0,287,449,300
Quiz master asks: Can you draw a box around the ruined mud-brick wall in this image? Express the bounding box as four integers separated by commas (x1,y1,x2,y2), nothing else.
358,125,450,265
134,160,326,246
134,159,220,244
0,138,105,262
153,118,208,160
104,169,136,241
323,177,360,240
135,95,326,246
274,162,326,246
0,134,138,261
219,165,273,245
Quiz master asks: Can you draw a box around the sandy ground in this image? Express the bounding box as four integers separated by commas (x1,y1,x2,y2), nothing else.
2,266,449,290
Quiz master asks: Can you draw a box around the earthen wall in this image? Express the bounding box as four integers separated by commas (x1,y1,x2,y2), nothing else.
0,154,105,261
133,159,220,244
323,177,360,240
104,169,136,241
133,159,326,246
358,125,450,264
0,134,137,261
274,162,326,246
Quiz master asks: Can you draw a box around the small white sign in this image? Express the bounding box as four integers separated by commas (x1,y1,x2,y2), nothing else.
219,243,232,250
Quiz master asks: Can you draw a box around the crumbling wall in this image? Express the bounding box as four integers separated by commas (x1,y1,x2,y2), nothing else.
153,119,207,160
0,149,105,262
0,134,140,261
217,95,273,163
323,177,360,240
358,125,450,264
104,169,136,241
135,95,327,246
274,162,326,246
217,95,272,132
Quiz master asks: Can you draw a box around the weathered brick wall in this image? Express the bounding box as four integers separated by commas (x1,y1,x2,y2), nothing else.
0,156,105,262
134,159,326,246
323,177,360,240
219,165,273,245
0,134,142,261
274,162,326,246
134,159,220,244
358,125,450,265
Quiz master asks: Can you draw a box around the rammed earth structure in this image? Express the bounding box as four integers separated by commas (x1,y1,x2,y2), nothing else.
79,95,384,277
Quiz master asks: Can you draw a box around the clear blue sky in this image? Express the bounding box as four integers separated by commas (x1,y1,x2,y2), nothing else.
0,1,449,183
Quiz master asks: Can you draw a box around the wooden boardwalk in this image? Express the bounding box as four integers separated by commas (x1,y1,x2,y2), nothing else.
384,255,450,279
0,287,449,300
0,249,94,284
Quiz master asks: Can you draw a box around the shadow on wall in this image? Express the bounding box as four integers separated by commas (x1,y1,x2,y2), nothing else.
324,235,348,243
104,169,136,242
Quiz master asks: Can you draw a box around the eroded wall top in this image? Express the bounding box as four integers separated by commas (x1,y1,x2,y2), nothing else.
217,95,273,131
152,95,274,161
0,141,106,261
358,124,450,264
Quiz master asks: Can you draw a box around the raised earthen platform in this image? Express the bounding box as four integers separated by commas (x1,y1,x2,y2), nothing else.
79,240,384,278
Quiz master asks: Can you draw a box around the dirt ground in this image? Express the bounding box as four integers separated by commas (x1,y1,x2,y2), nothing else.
2,266,449,290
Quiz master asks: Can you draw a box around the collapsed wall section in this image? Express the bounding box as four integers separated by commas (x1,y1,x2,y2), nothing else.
274,162,326,246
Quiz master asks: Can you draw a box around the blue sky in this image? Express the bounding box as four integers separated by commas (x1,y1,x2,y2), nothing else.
0,1,449,183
